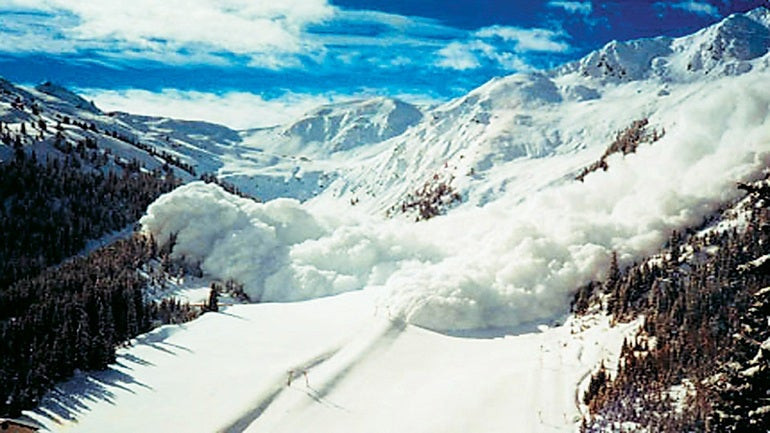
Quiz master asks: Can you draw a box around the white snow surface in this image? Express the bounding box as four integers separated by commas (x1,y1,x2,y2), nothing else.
272,97,423,156
29,291,637,433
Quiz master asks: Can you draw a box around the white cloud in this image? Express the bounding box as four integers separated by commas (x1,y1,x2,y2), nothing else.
659,1,720,18
1,0,335,67
81,89,350,129
335,9,462,39
0,1,464,70
547,1,593,15
436,25,569,71
1,0,569,77
475,26,570,53
436,41,483,70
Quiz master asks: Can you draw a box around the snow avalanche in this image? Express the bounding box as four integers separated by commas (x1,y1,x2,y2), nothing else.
141,73,770,332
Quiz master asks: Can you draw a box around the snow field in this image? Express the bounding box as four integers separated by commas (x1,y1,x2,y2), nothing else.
30,290,635,433
30,291,374,433
244,315,638,433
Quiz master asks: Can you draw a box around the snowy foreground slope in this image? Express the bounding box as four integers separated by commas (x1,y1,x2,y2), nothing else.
29,290,637,433
19,7,770,433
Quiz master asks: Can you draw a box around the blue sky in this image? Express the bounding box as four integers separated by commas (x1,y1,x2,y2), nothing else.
0,0,767,128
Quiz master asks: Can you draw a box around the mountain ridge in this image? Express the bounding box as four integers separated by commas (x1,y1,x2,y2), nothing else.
3,8,769,211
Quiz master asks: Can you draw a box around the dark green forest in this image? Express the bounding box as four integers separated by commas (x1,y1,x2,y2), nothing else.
0,149,195,417
0,149,178,288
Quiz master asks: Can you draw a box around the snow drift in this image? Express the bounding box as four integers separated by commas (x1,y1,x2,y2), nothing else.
141,73,770,332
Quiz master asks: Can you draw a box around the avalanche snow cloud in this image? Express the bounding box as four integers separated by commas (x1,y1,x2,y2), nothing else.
141,74,770,332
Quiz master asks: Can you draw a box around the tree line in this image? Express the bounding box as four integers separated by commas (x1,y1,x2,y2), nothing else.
0,150,179,289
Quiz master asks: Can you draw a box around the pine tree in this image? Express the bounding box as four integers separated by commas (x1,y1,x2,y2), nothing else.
711,286,770,431
207,284,219,313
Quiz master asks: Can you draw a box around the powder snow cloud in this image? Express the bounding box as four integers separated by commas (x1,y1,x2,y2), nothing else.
141,73,770,333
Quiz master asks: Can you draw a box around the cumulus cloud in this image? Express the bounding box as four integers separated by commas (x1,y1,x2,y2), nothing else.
80,89,356,129
547,1,593,15
436,41,484,70
657,1,721,18
141,74,770,333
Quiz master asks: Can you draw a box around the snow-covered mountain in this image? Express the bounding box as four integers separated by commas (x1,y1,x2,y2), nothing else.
3,8,770,210
314,6,770,216
558,7,770,81
0,78,227,182
230,97,425,201
1,6,768,335
5,7,770,433
247,97,423,156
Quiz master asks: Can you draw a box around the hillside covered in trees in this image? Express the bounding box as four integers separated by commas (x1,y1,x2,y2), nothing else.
0,149,179,287
0,146,199,417
576,178,770,432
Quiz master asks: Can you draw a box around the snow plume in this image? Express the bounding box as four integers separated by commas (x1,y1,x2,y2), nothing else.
140,183,328,301
383,75,770,331
141,74,770,332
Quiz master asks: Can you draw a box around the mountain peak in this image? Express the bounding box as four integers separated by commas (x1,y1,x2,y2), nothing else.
673,8,770,74
557,36,673,82
280,97,423,154
745,5,770,26
555,7,770,83
35,81,101,114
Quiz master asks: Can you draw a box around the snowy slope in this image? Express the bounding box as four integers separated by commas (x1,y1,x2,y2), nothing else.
29,292,374,433
1,78,319,198
28,290,637,433
1,77,426,201
243,97,423,157
1,79,211,181
228,97,424,200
